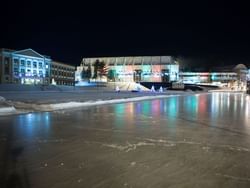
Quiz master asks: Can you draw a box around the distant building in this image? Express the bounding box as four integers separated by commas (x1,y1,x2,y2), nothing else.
0,48,51,84
179,72,238,83
76,56,179,83
0,48,75,86
51,61,75,86
247,68,250,81
179,64,249,89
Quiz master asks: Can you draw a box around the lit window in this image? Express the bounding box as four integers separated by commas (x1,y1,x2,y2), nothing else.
14,59,19,66
27,61,31,67
20,60,25,66
39,62,43,69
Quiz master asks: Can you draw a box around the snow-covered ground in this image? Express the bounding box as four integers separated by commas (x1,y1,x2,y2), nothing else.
0,89,194,116
0,96,17,115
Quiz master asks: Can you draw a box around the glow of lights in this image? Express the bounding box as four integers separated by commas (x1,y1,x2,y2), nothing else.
211,74,216,80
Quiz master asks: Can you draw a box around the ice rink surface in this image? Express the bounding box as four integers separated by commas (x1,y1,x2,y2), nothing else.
0,92,250,188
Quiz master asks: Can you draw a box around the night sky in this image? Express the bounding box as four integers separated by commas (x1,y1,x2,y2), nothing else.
1,1,250,69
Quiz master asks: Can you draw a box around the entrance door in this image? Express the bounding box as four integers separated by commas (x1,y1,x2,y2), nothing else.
133,69,142,82
161,69,169,82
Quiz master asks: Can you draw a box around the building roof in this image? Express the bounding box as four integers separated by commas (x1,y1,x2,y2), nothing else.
0,48,15,53
234,64,248,70
13,48,46,59
52,60,75,68
82,56,177,65
1,48,51,59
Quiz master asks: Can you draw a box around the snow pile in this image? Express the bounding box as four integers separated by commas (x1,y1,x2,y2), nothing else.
0,95,17,116
0,106,16,115
18,94,179,111
0,96,6,101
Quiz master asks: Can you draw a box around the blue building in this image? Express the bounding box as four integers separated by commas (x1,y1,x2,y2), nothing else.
0,48,51,84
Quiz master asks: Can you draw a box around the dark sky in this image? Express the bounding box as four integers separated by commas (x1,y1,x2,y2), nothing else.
1,1,250,68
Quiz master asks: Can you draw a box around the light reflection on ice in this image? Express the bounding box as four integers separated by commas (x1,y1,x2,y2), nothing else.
11,92,250,137
15,112,51,137
111,93,250,130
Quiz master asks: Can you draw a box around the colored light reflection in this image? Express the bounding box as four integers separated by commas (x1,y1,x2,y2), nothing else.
100,93,250,132
152,100,161,116
198,94,207,115
183,95,198,117
113,103,127,128
15,112,51,138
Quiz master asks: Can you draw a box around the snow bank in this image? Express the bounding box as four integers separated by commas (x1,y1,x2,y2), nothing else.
0,96,17,116
16,95,179,112
0,106,16,115
0,96,6,101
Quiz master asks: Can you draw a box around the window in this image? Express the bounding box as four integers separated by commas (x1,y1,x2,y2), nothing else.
14,67,19,76
33,70,37,75
20,60,25,66
26,69,31,76
33,62,37,68
13,59,19,66
39,62,43,69
27,61,31,67
4,57,10,74
39,70,43,76
4,57,10,64
20,69,25,76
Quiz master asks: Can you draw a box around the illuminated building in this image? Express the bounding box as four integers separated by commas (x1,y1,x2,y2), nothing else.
248,69,250,80
179,72,238,83
51,61,75,86
179,64,249,89
76,56,179,83
0,48,51,84
0,48,75,86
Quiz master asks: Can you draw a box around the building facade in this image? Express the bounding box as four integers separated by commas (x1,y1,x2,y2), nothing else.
248,69,250,81
0,48,75,86
0,48,51,84
76,56,179,83
179,72,238,83
179,64,249,90
51,61,75,86
179,64,249,84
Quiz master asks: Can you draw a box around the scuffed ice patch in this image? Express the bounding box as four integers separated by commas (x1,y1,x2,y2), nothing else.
142,138,250,152
36,138,66,143
216,173,250,182
144,138,202,145
102,141,175,152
